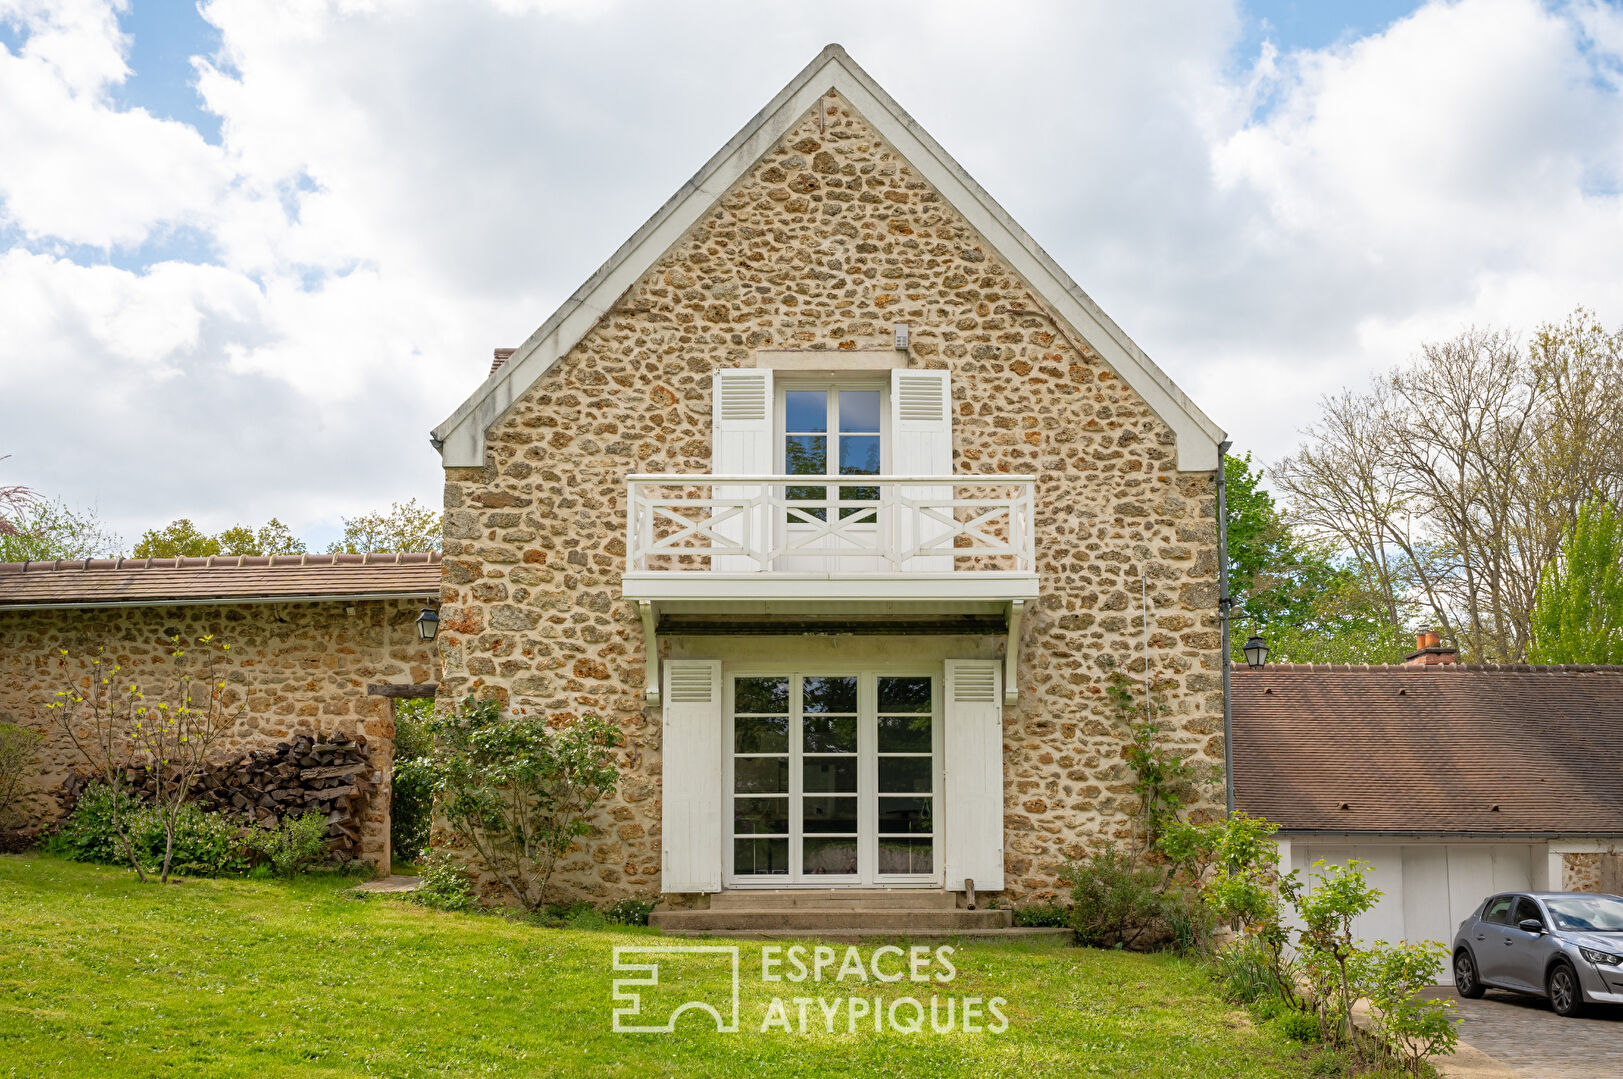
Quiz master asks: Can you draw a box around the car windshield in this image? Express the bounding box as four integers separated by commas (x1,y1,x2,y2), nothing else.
1544,895,1623,932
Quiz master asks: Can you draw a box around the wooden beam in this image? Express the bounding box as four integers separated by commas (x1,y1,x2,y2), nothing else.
366,683,438,699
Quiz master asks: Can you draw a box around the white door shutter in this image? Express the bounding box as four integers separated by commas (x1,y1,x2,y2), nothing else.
943,659,1004,892
890,369,953,571
711,369,773,572
661,660,723,892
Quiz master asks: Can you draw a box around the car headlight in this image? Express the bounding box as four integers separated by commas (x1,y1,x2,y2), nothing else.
1579,947,1623,966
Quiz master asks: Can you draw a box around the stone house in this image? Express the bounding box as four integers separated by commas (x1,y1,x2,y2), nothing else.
431,45,1228,924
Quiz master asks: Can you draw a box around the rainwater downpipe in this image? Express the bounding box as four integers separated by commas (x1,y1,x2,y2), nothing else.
1215,439,1234,814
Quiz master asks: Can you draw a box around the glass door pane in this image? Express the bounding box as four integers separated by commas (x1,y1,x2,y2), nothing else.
783,390,828,522
800,675,858,876
732,676,789,876
876,675,934,876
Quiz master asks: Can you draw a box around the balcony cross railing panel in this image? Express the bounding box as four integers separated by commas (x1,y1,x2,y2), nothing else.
626,474,1036,575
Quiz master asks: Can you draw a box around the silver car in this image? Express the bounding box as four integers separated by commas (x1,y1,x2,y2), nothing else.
1452,891,1623,1017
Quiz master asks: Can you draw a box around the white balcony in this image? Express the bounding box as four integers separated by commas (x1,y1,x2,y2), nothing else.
622,474,1038,707
622,474,1038,605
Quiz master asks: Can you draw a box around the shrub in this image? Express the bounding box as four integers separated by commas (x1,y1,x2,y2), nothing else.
1061,847,1173,949
1271,1009,1322,1044
1212,936,1280,1005
247,812,330,880
390,698,435,863
0,720,43,828
424,698,622,911
411,851,477,912
1013,901,1072,928
1364,941,1457,1073
604,896,658,927
48,783,249,877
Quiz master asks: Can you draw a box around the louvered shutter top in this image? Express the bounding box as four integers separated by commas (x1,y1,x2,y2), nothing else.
667,662,718,704
894,371,948,426
714,370,771,426
949,663,998,704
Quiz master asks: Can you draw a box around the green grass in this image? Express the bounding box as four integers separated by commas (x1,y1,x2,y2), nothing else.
0,855,1322,1078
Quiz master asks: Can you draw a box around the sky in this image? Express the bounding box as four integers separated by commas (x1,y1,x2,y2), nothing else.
1,0,1621,552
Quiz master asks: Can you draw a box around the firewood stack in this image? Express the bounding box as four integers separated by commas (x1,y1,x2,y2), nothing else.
126,730,375,863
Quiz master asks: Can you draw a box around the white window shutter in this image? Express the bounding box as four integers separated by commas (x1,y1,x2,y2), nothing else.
890,369,953,571
661,659,723,893
943,659,1004,892
711,368,772,572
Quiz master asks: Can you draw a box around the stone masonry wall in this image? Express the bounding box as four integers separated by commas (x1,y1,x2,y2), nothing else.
438,90,1224,903
0,599,437,869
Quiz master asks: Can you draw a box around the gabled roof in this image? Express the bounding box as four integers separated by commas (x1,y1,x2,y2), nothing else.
433,44,1224,472
0,553,442,610
1232,665,1623,836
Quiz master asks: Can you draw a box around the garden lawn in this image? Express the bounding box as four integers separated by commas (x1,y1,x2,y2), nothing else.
0,855,1314,1078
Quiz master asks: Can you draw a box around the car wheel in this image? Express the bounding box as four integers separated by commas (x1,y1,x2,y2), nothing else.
1454,949,1485,999
1548,961,1586,1018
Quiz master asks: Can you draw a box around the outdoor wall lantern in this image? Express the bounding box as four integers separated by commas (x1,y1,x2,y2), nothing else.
415,606,440,643
1243,634,1269,668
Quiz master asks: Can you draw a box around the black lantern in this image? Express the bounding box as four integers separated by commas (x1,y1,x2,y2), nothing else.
415,606,440,642
1242,634,1269,668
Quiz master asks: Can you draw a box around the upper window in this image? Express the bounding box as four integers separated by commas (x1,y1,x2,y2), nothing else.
779,384,885,520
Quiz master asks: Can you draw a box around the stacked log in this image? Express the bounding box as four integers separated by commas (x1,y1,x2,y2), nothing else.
125,730,375,863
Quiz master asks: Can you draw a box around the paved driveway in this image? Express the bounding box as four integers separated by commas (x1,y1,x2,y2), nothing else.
1425,987,1623,1078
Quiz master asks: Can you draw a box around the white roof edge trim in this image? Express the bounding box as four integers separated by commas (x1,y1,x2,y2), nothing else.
433,43,1225,472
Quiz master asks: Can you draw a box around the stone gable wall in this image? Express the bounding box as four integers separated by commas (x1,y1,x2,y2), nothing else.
438,90,1223,902
0,599,437,868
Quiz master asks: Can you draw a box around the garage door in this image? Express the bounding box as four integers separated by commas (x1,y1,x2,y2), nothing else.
1289,843,1541,985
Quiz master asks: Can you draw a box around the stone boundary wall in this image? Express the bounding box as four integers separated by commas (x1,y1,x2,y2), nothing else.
0,598,438,869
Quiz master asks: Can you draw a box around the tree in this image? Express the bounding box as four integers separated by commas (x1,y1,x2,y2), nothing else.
135,517,308,558
1225,453,1407,664
214,518,307,556
43,649,151,881
328,498,442,553
1528,499,1623,664
1274,308,1623,662
0,497,122,562
424,698,621,910
128,635,238,883
134,519,221,558
0,456,31,539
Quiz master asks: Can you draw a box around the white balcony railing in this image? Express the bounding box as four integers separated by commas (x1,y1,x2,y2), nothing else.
626,474,1036,575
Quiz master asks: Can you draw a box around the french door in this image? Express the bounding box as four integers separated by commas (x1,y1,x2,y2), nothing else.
726,670,939,886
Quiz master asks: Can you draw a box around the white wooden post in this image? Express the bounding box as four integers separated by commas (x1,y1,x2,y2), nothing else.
943,659,1004,892
660,660,724,892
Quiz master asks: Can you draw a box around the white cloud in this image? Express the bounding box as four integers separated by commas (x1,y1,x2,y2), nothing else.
0,0,1621,547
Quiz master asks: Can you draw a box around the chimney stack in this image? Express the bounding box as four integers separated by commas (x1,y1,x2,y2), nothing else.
1404,626,1458,666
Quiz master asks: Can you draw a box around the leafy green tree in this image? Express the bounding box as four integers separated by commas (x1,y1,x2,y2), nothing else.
0,497,122,562
1225,452,1407,664
135,517,307,558
134,519,221,558
328,498,442,554
215,518,307,556
424,697,621,910
1529,499,1623,663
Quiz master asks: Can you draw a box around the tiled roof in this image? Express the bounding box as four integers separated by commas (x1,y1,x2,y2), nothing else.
1232,664,1623,836
0,553,442,609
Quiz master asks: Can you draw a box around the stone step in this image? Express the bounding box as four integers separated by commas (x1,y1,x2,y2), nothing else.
649,908,1013,933
657,926,1072,944
706,889,962,911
